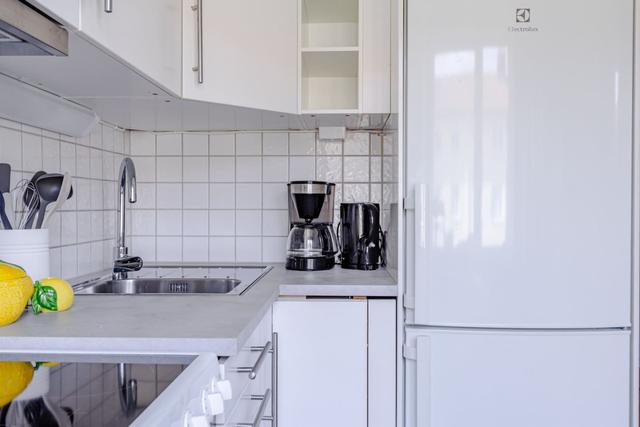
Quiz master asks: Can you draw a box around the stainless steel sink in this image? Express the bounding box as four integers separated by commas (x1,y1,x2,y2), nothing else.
77,278,241,295
74,265,271,296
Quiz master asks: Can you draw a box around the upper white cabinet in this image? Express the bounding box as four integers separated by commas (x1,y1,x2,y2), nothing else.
300,0,391,113
80,0,182,96
182,0,298,114
25,0,80,29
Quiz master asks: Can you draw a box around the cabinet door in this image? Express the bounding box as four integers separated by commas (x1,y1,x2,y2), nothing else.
273,300,367,427
183,0,298,113
368,299,396,427
405,328,630,427
361,0,391,113
80,0,182,95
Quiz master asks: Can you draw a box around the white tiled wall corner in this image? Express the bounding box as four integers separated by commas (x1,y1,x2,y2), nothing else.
0,118,129,280
127,130,395,264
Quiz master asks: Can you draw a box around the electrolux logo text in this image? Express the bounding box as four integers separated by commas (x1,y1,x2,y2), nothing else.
509,7,539,33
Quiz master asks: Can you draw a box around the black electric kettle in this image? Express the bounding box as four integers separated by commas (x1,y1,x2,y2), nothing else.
338,203,386,270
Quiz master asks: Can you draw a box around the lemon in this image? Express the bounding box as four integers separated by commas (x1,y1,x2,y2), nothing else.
0,361,34,407
31,277,74,314
0,260,33,327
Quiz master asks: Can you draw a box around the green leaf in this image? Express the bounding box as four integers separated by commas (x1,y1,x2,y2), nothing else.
31,282,57,314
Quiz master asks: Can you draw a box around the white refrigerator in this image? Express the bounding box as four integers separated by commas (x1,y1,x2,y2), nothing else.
404,0,633,426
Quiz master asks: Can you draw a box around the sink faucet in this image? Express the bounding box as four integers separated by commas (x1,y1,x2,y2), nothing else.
114,158,142,279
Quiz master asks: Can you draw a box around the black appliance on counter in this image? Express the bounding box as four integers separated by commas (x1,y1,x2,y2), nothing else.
285,181,338,271
338,203,385,270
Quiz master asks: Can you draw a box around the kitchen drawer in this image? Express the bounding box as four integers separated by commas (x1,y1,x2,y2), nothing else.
214,307,273,425
225,384,273,427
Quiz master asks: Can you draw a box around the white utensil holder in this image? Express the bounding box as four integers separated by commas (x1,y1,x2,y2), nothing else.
0,229,50,281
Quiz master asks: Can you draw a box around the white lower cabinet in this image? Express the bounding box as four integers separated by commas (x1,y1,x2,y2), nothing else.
273,298,396,427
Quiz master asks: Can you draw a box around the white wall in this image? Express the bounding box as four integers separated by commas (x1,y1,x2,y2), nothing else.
0,117,129,279
128,130,398,264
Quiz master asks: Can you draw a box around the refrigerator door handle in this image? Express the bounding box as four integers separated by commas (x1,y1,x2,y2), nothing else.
414,184,428,319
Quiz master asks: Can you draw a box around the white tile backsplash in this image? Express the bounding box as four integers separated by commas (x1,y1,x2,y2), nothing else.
183,236,208,262
289,156,316,181
289,132,316,155
183,157,208,182
263,132,288,155
263,157,289,182
157,236,182,262
236,157,262,182
125,129,395,264
211,157,235,182
130,132,155,155
157,133,182,155
183,133,209,155
236,133,262,155
209,237,235,262
157,210,182,236
183,183,209,209
235,183,262,209
210,133,235,155
183,210,208,236
344,132,370,155
210,183,235,209
236,236,262,262
210,210,235,236
156,157,182,182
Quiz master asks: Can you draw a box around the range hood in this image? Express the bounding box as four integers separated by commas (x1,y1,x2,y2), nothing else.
0,0,68,56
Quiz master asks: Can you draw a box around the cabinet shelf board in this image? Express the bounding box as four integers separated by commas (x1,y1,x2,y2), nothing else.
301,46,359,53
302,0,358,24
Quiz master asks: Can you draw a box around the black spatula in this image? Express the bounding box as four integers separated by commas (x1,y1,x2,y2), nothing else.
0,163,11,229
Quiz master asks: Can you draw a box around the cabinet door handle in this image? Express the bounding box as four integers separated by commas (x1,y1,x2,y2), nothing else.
235,389,271,427
271,332,278,427
191,0,204,84
104,0,113,13
236,340,272,379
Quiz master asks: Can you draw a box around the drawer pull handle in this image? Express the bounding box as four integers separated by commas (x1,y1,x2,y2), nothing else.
235,389,272,427
236,341,272,380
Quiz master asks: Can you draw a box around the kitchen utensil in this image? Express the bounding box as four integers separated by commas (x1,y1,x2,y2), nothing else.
34,173,72,229
22,170,46,229
41,173,72,228
338,202,385,270
0,163,11,229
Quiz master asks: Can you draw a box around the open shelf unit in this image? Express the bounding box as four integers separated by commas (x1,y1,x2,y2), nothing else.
300,0,361,112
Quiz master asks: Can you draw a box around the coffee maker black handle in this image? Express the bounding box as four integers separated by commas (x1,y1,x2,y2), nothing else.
364,203,379,245
379,225,387,267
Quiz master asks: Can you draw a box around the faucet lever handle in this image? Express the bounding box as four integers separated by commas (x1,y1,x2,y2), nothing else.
114,256,143,273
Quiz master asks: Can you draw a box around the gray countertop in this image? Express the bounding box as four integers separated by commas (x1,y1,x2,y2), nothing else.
0,264,396,362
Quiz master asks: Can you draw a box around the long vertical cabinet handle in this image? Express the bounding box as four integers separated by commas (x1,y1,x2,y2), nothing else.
104,0,113,13
414,184,428,317
191,0,204,84
271,332,278,427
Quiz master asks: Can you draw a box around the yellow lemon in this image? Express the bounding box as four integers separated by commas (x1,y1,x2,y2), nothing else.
32,277,74,314
0,260,32,326
0,361,34,407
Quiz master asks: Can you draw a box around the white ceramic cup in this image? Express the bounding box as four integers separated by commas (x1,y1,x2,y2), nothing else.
0,229,50,281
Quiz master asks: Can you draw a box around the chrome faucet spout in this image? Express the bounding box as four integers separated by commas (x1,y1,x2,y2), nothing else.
115,158,140,279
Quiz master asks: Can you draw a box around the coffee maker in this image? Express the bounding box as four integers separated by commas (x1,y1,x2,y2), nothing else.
286,181,338,271
339,203,385,270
